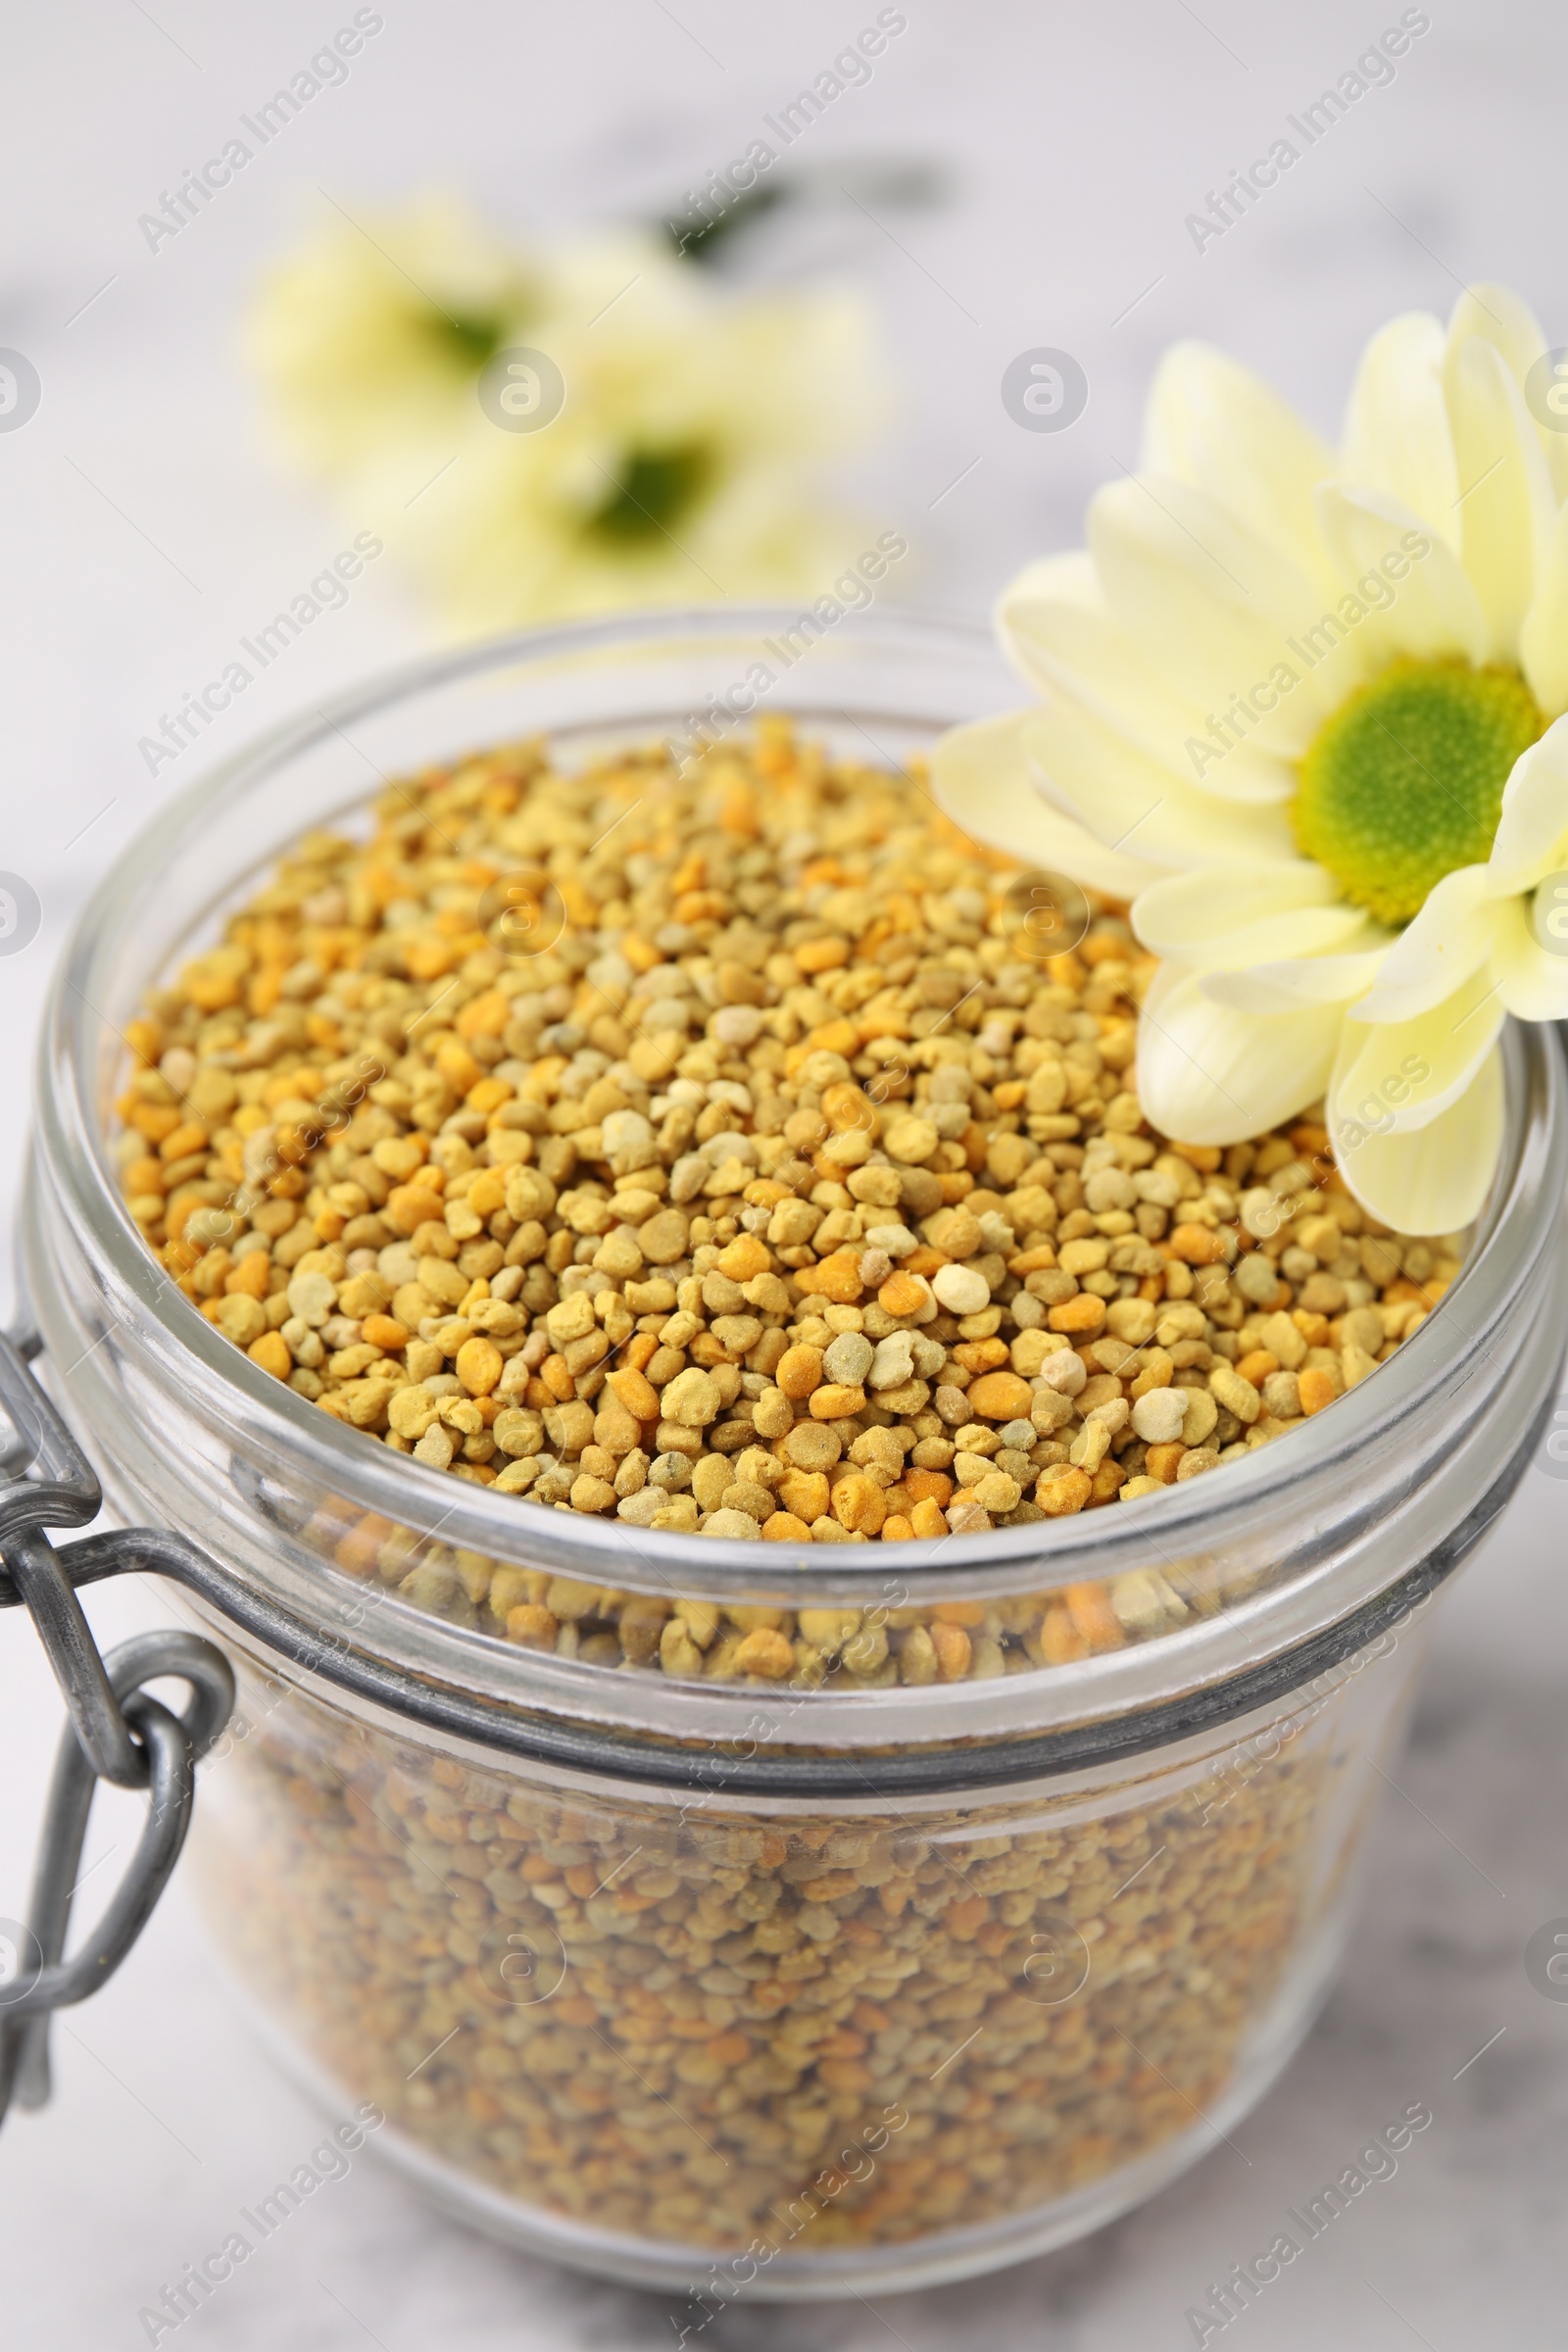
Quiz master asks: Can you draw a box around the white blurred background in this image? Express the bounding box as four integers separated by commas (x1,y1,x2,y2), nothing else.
3,3,1568,2344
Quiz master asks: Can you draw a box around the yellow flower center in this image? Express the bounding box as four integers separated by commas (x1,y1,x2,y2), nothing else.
1293,658,1543,925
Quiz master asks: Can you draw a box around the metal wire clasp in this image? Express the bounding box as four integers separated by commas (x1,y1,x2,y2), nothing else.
0,1327,233,2128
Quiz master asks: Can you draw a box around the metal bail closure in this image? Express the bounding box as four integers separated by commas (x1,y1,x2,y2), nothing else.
0,1629,234,2120
0,1329,234,2132
0,1327,99,1531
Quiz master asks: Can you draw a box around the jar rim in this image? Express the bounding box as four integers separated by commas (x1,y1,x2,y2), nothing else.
26,606,1568,1764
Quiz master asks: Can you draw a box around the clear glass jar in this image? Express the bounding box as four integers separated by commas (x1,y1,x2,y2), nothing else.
20,610,1568,2298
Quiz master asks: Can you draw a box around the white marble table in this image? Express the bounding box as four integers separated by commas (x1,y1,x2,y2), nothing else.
4,2,1568,2342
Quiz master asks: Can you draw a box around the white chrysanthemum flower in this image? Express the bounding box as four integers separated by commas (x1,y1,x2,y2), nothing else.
244,195,543,469
246,197,884,626
935,284,1568,1234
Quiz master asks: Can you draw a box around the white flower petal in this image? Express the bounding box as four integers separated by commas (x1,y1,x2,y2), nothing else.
1135,962,1344,1145
1003,551,1099,610
930,710,1165,898
1492,891,1568,1020
1088,475,1344,756
1329,1040,1503,1235
1200,948,1391,1017
1133,863,1369,971
1017,706,1296,872
1444,332,1556,661
1331,965,1505,1136
1448,284,1549,380
1340,311,1459,546
998,553,1293,805
1172,906,1373,972
1519,503,1568,720
1349,866,1506,1024
1487,713,1568,895
1312,483,1486,665
1141,341,1337,585
1135,860,1337,931
1447,282,1568,504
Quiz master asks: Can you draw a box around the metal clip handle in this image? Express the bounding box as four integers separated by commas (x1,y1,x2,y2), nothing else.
0,1325,234,2131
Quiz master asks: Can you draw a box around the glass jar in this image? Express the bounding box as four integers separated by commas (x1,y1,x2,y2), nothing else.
19,610,1567,2299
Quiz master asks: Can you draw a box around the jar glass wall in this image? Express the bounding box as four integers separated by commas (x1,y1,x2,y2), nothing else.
188,1617,1428,2297
21,610,1568,2295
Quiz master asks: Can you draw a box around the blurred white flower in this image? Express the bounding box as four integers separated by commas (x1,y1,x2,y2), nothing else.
245,196,886,626
245,195,539,469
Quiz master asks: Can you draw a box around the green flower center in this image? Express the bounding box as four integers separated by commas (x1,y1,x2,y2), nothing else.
585,444,713,546
1293,658,1543,925
427,309,509,372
